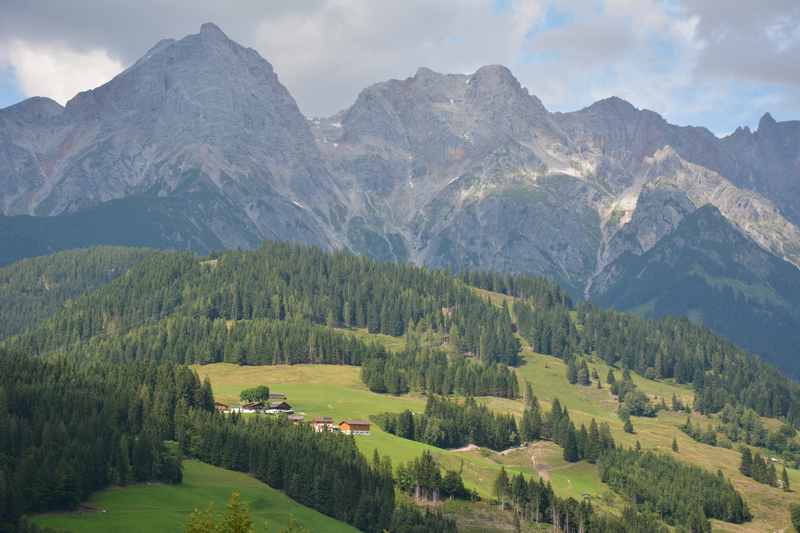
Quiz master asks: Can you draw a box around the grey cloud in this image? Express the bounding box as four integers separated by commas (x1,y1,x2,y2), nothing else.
683,0,800,86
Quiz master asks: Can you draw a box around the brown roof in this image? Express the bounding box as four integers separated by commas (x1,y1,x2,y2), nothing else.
340,419,370,426
288,415,305,421
268,401,292,409
312,416,333,423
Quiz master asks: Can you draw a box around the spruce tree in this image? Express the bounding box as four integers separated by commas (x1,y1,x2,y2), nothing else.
790,503,800,531
563,423,579,462
566,358,578,384
623,417,634,434
739,447,752,477
672,436,679,452
783,466,791,492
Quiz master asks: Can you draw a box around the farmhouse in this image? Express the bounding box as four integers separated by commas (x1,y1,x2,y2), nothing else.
339,419,371,436
312,416,336,432
214,402,230,413
288,414,305,424
237,401,266,414
265,401,293,414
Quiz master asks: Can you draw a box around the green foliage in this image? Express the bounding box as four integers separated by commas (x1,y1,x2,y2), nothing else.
395,451,473,502
240,385,270,403
373,396,519,450
0,350,211,526
0,246,153,340
184,491,254,533
599,448,751,528
389,503,457,533
790,503,800,531
186,411,394,533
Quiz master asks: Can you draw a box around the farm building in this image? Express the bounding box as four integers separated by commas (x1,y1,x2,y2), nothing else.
288,414,305,424
214,402,230,413
339,420,370,436
269,392,288,400
265,401,293,414
236,401,266,414
312,416,336,432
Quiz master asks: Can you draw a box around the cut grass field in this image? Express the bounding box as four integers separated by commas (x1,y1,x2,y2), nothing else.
33,460,358,533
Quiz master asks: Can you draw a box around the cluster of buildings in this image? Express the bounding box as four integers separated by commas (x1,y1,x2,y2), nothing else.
214,393,371,435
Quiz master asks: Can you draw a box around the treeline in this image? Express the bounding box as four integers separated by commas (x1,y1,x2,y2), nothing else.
608,369,658,418
0,246,153,341
599,447,751,530
361,347,518,398
183,411,395,533
519,384,614,463
493,468,667,533
373,396,519,451
0,349,214,528
459,270,573,309
62,315,384,366
739,447,789,489
395,450,473,502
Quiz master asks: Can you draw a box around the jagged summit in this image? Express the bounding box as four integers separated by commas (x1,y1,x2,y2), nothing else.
584,95,638,115
759,111,777,129
200,21,227,38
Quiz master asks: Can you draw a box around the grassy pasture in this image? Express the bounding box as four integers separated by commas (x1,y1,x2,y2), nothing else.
33,460,358,533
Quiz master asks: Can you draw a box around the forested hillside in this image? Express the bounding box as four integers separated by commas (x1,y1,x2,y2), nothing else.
3,243,800,532
5,242,800,424
0,247,153,340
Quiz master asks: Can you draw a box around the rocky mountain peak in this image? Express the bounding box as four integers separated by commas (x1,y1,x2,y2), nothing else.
200,21,227,38
758,112,777,130
585,95,638,116
0,96,63,123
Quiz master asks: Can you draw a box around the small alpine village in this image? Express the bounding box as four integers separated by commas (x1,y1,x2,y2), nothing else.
215,388,371,436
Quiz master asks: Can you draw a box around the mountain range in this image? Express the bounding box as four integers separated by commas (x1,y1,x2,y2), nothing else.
1,23,799,375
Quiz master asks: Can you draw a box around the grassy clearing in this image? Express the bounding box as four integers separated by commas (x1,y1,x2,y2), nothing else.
334,326,407,352
33,460,358,533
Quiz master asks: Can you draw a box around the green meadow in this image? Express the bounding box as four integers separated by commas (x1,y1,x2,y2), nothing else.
34,460,358,533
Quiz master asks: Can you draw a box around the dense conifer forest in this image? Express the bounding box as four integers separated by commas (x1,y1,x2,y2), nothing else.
0,247,153,340
0,349,208,529
598,447,751,529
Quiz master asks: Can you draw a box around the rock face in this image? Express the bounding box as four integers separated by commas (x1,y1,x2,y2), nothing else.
0,23,344,250
2,23,800,372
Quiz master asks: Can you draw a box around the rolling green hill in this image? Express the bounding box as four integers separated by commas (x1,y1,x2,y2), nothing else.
33,460,359,533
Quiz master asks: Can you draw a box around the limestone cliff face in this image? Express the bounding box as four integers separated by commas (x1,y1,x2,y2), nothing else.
2,24,800,369
0,23,344,250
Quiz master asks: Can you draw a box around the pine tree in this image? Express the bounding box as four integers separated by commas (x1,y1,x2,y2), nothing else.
623,418,634,434
783,466,791,492
566,358,578,384
494,467,510,506
739,447,752,477
577,360,590,386
790,503,800,532
672,436,679,452
563,423,579,462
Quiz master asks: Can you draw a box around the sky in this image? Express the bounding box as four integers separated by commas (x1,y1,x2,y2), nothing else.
0,0,798,136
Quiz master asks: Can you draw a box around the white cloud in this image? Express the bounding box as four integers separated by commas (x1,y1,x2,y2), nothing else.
4,41,123,105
